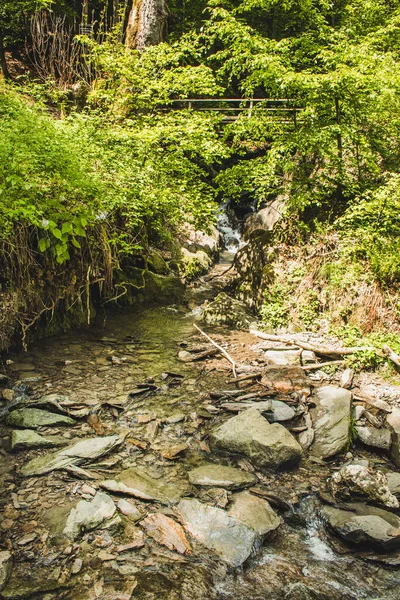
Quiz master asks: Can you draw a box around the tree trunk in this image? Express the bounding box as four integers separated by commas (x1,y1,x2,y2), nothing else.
125,0,168,50
0,29,10,79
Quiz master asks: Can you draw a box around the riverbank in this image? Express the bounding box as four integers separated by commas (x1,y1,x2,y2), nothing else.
1,259,400,599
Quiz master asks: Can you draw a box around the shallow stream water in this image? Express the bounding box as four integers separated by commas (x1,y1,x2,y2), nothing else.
1,249,400,599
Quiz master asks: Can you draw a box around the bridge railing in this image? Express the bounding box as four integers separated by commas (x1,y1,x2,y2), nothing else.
162,98,303,125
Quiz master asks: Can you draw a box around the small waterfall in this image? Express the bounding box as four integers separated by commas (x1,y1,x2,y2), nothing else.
217,201,244,254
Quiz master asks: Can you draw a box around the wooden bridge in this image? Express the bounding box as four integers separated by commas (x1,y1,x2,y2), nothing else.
165,98,302,125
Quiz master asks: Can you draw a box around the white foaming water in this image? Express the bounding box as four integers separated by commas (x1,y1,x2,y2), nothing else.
306,518,336,561
217,202,244,254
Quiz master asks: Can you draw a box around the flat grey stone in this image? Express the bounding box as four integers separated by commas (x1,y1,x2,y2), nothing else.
310,386,352,459
101,467,189,505
267,400,296,422
322,504,400,551
210,408,302,470
64,491,116,540
356,426,391,450
178,498,257,567
188,464,256,490
6,408,75,429
11,430,67,451
20,435,122,476
227,491,281,535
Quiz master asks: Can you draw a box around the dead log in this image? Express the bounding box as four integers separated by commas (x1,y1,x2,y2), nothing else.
382,345,400,371
250,328,371,358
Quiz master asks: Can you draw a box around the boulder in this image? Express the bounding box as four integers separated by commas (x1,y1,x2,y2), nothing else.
64,491,117,540
188,464,257,490
0,551,12,592
180,247,212,281
355,426,391,451
20,435,122,476
322,504,400,551
177,498,257,567
210,408,302,470
243,199,285,240
386,408,400,466
6,408,76,429
227,491,281,535
11,429,67,451
101,467,189,505
329,464,398,508
202,292,252,329
310,386,352,459
146,248,169,275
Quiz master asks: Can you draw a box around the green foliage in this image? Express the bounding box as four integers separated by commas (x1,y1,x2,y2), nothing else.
260,284,290,329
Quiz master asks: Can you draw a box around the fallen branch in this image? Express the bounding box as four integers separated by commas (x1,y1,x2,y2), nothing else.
194,324,237,378
250,328,370,358
382,345,400,371
301,360,345,371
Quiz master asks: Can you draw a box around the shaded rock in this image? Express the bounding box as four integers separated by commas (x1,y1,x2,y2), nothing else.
264,350,300,366
64,491,116,540
355,426,391,451
386,408,400,466
188,464,257,490
202,292,252,329
177,498,257,567
11,429,67,451
6,408,76,429
322,504,400,551
101,467,189,505
310,386,352,459
0,551,12,592
243,199,285,240
1,566,65,599
227,491,281,535
329,464,398,508
146,248,169,275
387,472,400,496
210,408,302,470
267,400,296,422
20,435,122,476
141,513,191,554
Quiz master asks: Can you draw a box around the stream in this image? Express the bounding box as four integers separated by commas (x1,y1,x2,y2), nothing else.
1,217,400,600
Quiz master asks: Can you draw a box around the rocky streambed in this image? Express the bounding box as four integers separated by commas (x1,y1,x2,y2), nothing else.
1,271,400,599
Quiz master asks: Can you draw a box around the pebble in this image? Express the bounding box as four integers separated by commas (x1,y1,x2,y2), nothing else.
2,389,14,401
71,558,83,574
1,519,14,531
97,550,117,561
81,484,96,496
17,533,37,546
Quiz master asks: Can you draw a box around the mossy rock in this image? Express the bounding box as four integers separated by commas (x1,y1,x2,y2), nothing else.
202,292,252,329
146,248,170,275
122,267,184,305
179,248,212,281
